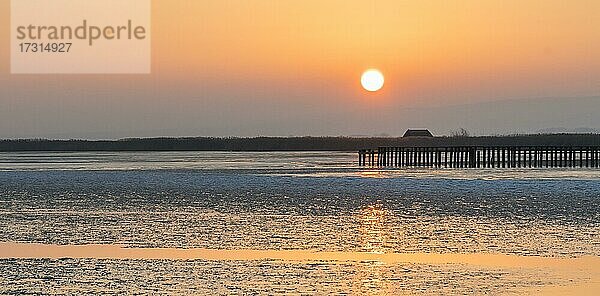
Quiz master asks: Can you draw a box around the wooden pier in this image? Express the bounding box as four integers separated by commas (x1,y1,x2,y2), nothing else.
358,146,600,168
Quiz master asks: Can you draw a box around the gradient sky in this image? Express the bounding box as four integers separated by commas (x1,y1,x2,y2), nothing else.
1,0,600,138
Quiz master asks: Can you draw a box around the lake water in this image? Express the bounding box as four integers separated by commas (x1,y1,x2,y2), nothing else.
0,152,599,295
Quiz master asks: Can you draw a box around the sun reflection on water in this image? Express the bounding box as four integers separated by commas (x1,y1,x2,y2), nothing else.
353,204,397,295
357,203,394,254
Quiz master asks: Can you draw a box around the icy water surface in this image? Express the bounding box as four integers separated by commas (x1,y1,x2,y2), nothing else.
0,258,565,295
0,151,599,295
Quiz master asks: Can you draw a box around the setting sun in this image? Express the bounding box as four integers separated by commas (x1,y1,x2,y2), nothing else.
361,69,384,92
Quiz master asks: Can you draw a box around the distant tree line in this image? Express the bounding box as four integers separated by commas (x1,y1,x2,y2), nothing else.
0,134,599,152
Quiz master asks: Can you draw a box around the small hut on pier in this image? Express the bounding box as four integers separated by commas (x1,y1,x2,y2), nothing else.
403,129,433,138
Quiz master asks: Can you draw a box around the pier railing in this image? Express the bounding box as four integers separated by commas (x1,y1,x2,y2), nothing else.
358,146,600,168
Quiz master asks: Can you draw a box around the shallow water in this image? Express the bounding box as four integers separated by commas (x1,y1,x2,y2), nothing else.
0,151,599,294
0,257,563,295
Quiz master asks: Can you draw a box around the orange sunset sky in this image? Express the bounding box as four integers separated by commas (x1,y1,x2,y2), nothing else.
1,0,600,138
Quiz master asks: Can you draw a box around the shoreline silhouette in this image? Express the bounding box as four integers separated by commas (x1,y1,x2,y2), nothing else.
1,134,599,152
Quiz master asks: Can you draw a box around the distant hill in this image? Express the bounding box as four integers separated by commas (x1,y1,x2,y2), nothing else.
388,96,600,136
537,127,600,134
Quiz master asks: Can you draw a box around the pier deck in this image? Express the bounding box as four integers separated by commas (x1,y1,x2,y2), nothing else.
358,146,600,168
